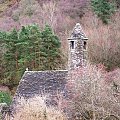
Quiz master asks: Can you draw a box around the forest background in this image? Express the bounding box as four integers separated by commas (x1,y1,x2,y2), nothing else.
0,0,120,119
0,0,120,100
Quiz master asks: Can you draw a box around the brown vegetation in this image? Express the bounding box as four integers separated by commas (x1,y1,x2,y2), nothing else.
8,63,120,120
81,10,120,71
6,96,67,120
66,63,120,119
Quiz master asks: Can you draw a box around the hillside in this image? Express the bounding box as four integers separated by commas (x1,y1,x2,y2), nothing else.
0,0,120,85
0,0,119,70
0,0,120,120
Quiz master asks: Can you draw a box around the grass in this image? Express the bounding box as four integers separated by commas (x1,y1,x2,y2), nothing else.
0,91,12,105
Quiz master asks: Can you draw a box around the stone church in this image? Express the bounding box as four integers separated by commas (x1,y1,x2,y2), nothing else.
12,23,88,108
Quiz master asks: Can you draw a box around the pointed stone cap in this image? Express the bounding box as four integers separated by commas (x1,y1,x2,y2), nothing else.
68,23,88,40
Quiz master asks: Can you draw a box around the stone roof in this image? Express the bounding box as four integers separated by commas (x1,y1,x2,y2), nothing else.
13,70,68,99
68,23,88,40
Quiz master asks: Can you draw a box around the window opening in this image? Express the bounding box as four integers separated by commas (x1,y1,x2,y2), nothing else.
83,41,87,50
70,41,75,49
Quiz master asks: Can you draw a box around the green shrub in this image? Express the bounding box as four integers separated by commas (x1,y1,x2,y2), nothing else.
0,92,12,105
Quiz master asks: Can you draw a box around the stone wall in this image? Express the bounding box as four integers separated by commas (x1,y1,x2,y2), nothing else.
68,23,88,70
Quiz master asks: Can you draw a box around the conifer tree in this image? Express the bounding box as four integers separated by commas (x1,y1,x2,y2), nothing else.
3,29,19,86
0,24,64,88
40,25,64,70
18,25,41,70
91,0,115,24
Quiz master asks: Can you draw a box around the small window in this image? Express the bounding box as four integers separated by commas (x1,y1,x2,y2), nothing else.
83,41,87,50
70,41,75,49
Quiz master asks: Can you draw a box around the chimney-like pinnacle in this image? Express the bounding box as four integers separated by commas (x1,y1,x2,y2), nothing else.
68,23,88,40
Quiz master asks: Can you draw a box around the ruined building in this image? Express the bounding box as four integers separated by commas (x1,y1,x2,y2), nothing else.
68,23,88,69
11,23,88,108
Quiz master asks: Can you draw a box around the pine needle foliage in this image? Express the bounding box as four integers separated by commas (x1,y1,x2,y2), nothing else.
91,0,116,24
40,25,64,70
0,24,64,88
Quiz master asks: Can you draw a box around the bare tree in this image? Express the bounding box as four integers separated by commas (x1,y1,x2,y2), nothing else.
66,63,120,120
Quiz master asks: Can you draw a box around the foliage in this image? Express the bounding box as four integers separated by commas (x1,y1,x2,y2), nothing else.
0,24,64,88
0,92,12,105
0,0,9,13
12,0,40,21
91,0,116,24
104,115,119,120
86,11,120,71
8,96,67,120
40,25,64,70
114,0,120,8
58,0,88,18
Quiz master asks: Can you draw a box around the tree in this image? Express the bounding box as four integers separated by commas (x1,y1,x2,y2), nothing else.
66,63,120,119
91,0,116,24
0,27,19,85
40,25,64,70
18,25,41,70
0,24,64,88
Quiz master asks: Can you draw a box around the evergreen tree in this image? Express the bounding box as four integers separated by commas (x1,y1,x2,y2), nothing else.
40,25,64,70
0,24,64,88
0,31,8,84
18,25,41,70
91,0,116,24
3,29,20,86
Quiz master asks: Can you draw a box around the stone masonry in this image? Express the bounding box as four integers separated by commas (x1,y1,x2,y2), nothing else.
68,23,88,69
14,70,68,98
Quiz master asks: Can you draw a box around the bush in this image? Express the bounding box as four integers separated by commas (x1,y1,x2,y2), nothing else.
82,10,120,71
10,96,67,120
0,92,12,105
66,63,120,119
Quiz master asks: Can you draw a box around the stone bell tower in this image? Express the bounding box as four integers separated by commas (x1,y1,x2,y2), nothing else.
68,23,88,69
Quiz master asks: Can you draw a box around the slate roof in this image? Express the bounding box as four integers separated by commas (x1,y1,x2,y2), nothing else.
13,70,68,99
